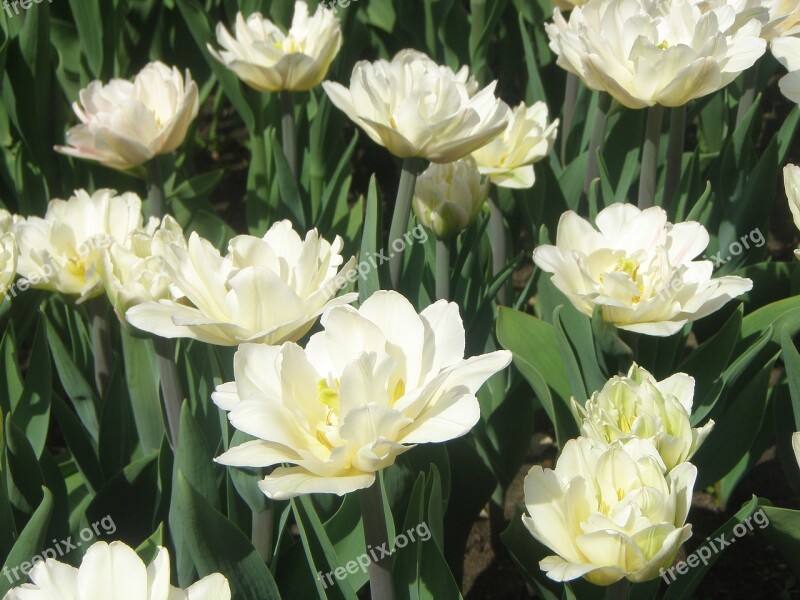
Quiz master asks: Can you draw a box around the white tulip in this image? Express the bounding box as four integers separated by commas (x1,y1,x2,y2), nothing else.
101,215,187,323
545,0,767,108
412,157,489,240
55,61,199,172
14,189,146,301
471,102,559,189
573,363,714,470
772,37,800,104
533,203,753,336
323,49,510,163
760,0,800,41
785,164,800,260
2,541,230,600
126,220,357,346
209,2,342,92
0,210,16,298
212,290,511,499
793,432,800,469
523,437,696,585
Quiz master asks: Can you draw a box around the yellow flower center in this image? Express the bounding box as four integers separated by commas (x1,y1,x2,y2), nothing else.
317,378,340,426
612,255,645,303
657,40,669,50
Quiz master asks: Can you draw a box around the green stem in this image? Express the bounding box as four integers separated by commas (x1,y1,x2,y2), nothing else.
153,338,182,447
663,105,686,211
281,91,298,178
637,104,664,210
388,158,424,289
436,239,450,301
359,477,395,600
582,93,612,213
605,579,630,600
146,159,184,448
469,0,487,81
146,159,165,220
736,65,758,126
488,198,508,305
87,297,113,400
561,73,578,165
251,500,274,564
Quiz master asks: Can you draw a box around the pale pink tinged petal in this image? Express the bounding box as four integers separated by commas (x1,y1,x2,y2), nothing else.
258,467,375,499
666,222,709,265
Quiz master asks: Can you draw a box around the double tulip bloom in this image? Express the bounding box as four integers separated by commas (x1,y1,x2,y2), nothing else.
523,437,696,585
126,220,356,346
56,62,199,172
14,189,147,301
546,0,766,108
0,209,16,297
533,203,753,336
209,1,342,92
471,101,559,189
572,363,713,471
101,215,187,323
213,291,511,499
2,541,229,600
323,49,510,163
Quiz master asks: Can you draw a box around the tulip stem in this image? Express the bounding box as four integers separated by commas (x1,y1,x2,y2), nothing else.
281,91,298,179
561,73,578,165
436,239,451,301
663,105,686,211
146,160,184,448
146,159,165,220
582,93,612,213
252,501,273,564
605,579,630,600
489,198,508,305
359,477,395,600
736,65,758,126
389,157,424,289
637,104,664,210
87,297,113,400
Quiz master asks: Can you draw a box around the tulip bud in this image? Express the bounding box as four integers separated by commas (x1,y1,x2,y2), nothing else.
785,164,800,260
412,158,489,240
